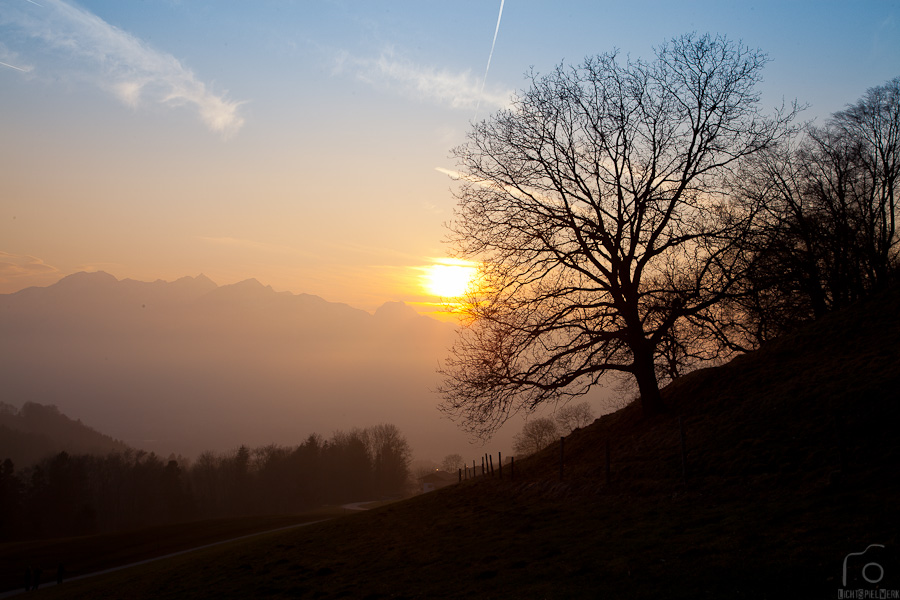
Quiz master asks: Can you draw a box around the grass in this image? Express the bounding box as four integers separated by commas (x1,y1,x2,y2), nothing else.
13,286,900,598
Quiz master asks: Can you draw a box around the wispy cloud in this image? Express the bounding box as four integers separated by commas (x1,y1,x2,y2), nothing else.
0,251,59,292
1,0,245,137
435,167,466,180
337,49,512,112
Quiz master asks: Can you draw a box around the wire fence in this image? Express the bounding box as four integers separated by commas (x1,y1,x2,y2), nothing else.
456,417,692,488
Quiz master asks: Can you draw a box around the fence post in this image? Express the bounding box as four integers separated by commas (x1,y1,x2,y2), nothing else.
679,416,688,485
458,467,462,483
559,436,565,480
605,438,611,486
489,454,494,476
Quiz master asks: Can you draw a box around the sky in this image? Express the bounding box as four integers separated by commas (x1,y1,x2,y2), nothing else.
1,0,899,317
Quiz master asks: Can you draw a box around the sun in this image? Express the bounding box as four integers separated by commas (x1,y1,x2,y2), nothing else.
423,263,478,298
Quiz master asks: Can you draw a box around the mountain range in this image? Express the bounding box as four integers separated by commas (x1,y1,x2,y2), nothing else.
0,272,480,461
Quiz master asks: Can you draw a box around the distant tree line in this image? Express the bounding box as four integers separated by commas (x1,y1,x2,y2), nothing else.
0,423,411,542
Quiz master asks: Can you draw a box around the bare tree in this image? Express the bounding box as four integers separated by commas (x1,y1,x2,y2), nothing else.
440,453,465,473
832,76,900,287
512,418,560,457
554,402,595,434
439,33,796,437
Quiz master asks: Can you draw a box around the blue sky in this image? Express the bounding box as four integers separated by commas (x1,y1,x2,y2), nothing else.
1,0,898,313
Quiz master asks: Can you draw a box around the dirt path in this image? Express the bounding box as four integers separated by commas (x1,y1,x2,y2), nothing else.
341,501,375,511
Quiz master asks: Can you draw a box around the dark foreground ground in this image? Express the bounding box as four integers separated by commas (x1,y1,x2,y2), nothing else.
9,288,900,598
0,511,345,595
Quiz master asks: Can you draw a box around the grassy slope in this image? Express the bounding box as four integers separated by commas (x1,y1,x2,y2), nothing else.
27,287,900,599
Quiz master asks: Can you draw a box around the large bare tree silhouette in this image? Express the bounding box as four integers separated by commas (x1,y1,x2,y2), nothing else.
439,33,796,437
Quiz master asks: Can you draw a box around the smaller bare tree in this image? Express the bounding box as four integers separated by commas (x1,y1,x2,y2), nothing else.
512,418,560,457
554,402,595,434
440,453,465,473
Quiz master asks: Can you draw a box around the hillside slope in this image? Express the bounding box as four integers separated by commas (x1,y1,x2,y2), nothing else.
33,286,900,599
523,282,900,491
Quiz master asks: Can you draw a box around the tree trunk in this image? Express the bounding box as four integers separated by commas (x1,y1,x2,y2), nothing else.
633,343,666,415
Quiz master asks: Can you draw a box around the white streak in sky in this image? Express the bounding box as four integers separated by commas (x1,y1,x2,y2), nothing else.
0,60,31,72
1,0,245,137
475,0,505,122
23,0,45,7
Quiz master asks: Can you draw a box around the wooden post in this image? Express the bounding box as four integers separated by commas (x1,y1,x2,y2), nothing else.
679,416,688,484
481,456,485,475
458,468,462,483
498,452,502,479
559,436,565,480
489,454,494,476
605,438,611,486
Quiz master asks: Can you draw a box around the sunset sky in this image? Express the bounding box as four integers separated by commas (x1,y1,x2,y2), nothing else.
2,0,898,316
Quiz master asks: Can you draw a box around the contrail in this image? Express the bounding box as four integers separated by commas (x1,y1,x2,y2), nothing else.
0,60,29,72
24,0,45,6
474,0,505,122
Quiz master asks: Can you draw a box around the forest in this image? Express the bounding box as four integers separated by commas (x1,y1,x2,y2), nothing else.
0,423,411,541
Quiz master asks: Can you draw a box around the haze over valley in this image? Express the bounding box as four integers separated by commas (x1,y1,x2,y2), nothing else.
0,271,540,461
